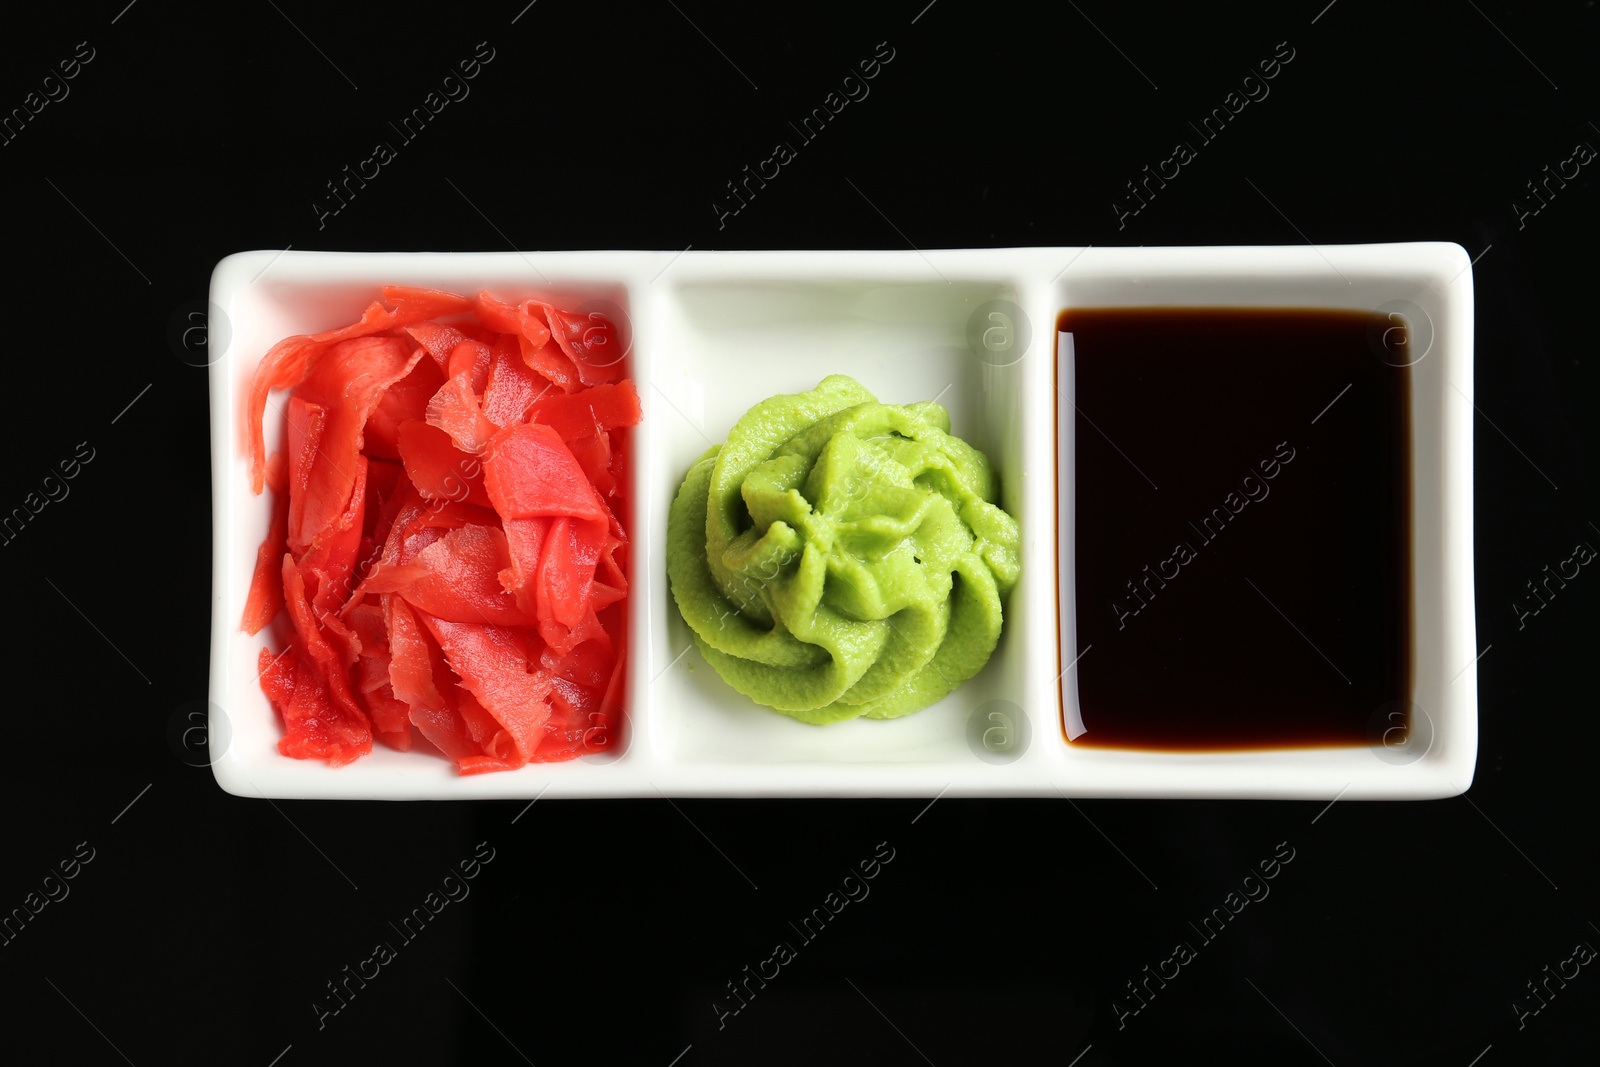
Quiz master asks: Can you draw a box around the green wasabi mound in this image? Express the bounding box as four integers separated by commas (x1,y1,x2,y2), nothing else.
666,375,1021,724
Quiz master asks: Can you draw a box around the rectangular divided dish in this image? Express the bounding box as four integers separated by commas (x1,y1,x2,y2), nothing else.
208,245,1476,799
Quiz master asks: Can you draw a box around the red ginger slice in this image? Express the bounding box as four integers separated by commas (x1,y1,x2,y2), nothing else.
497,516,550,618
541,676,601,762
520,335,579,392
259,644,298,708
405,321,471,369
345,595,409,751
386,596,445,710
344,602,388,683
426,374,498,456
259,642,373,766
380,285,475,320
366,357,446,460
362,525,538,628
363,684,412,751
301,455,368,621
447,339,494,394
286,335,421,554
474,291,552,349
354,496,504,611
455,691,519,764
483,422,612,648
535,516,607,651
282,554,372,748
422,616,553,766
243,452,289,635
410,702,481,765
544,637,613,687
483,422,607,523
483,333,549,428
538,302,627,386
284,396,326,556
526,380,641,501
476,291,580,391
529,379,640,440
247,289,469,493
397,421,491,508
567,433,615,499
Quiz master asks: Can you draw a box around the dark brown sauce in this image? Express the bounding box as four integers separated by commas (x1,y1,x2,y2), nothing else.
1060,307,1412,751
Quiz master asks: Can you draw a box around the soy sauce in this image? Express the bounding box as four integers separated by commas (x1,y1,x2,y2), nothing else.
1061,307,1412,751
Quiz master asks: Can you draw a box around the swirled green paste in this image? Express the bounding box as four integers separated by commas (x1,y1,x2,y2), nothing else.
666,375,1021,724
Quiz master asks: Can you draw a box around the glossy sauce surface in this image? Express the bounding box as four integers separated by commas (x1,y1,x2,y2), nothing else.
1062,307,1412,750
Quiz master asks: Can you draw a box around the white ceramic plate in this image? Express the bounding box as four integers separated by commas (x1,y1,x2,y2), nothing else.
207,245,1476,799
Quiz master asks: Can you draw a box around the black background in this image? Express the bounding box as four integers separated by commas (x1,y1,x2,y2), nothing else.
1,1,1595,1064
